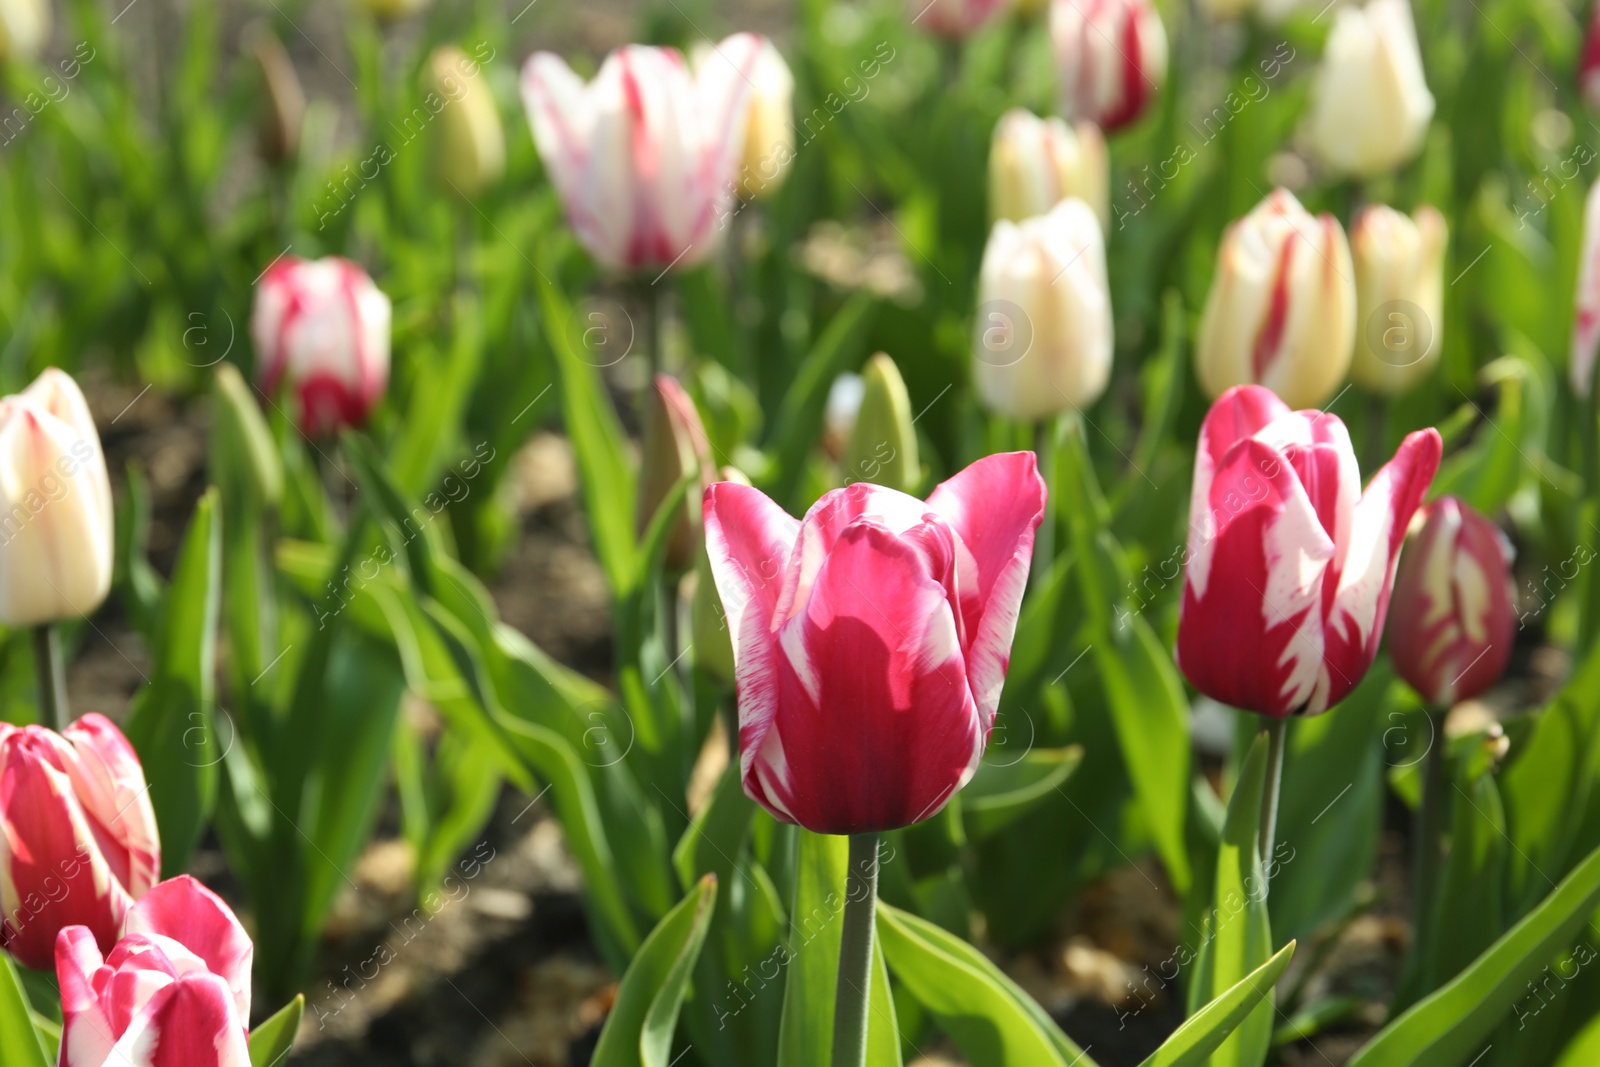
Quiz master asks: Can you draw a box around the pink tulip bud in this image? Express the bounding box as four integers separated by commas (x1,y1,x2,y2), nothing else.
251,256,391,436
1584,6,1600,112
1177,386,1441,718
703,452,1046,833
1572,179,1600,397
913,0,1011,38
0,369,114,626
1050,0,1168,133
0,714,160,971
520,36,764,274
1387,497,1515,707
57,876,254,1066
639,375,717,571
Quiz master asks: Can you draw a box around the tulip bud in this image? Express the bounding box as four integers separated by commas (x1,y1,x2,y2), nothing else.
703,452,1046,833
359,0,430,19
843,354,920,494
974,198,1113,421
1050,0,1168,132
693,465,752,686
1387,497,1515,708
1584,7,1600,112
0,370,114,627
58,875,255,1066
737,39,795,201
521,36,764,274
823,372,866,461
913,0,1012,38
251,256,391,436
1307,0,1435,178
428,45,505,196
0,0,47,62
1177,386,1441,717
0,714,160,970
1349,204,1448,395
246,23,305,164
1573,179,1600,397
640,375,717,571
989,108,1109,230
1196,188,1356,409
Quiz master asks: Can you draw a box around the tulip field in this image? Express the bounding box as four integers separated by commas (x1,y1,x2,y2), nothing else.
6,0,1600,1063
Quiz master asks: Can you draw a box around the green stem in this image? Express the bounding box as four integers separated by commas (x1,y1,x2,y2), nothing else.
1411,708,1447,961
33,625,69,732
1259,717,1287,888
1032,418,1058,591
831,832,881,1067
636,279,663,379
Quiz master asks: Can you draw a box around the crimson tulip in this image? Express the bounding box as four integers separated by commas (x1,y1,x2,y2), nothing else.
1387,497,1515,707
57,875,255,1067
702,452,1046,834
1176,386,1441,718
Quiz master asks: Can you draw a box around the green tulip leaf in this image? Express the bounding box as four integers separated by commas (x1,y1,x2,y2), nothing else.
249,995,304,1067
1140,942,1295,1067
0,955,50,1067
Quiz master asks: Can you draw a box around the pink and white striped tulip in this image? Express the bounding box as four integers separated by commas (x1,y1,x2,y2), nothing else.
520,37,763,274
251,256,390,436
1050,0,1168,133
1387,497,1514,708
1572,179,1600,397
0,714,159,971
57,875,255,1067
1177,386,1441,718
989,108,1109,228
913,0,1011,38
703,453,1046,834
1584,5,1600,113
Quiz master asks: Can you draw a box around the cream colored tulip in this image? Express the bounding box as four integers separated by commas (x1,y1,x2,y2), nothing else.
989,108,1108,231
1349,204,1447,395
1196,188,1356,409
973,198,1112,420
429,46,505,195
0,370,113,627
738,40,795,200
1307,0,1434,178
0,0,48,61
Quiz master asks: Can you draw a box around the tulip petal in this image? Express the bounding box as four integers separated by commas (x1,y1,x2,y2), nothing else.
58,925,120,1067
758,521,980,833
774,482,930,629
1323,427,1442,708
925,452,1046,723
58,713,161,899
124,875,254,1023
104,972,251,1067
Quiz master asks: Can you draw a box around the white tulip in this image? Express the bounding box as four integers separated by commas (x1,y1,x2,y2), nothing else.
0,0,49,62
989,108,1109,231
1572,179,1600,397
1350,204,1448,395
1307,0,1434,178
735,39,795,201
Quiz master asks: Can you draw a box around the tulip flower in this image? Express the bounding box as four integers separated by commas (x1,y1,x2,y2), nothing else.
1572,179,1600,397
989,108,1109,229
913,0,1011,38
640,375,717,571
0,714,160,971
0,369,114,628
1177,385,1442,718
735,39,795,200
429,45,505,195
251,256,391,436
1584,6,1600,112
1387,497,1515,708
974,198,1112,421
1050,0,1168,133
57,875,254,1067
520,37,763,274
702,452,1046,834
1350,204,1448,395
1306,0,1435,178
359,0,430,18
0,0,48,61
1196,188,1356,410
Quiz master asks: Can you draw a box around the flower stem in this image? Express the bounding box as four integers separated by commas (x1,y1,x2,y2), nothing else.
1259,717,1287,888
1032,418,1058,591
1410,707,1447,962
832,832,880,1067
33,625,69,732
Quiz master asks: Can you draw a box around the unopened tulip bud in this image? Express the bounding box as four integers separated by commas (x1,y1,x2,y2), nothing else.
1584,7,1600,112
251,256,391,435
1572,179,1600,397
693,465,751,686
0,714,160,970
1051,0,1167,132
1307,0,1434,178
1350,204,1447,395
913,0,1011,37
0,370,113,627
429,45,505,196
211,363,283,513
974,198,1112,421
246,24,305,164
1387,497,1515,708
737,40,794,201
1197,188,1356,409
989,108,1108,230
843,354,920,494
0,0,47,61
640,375,717,571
